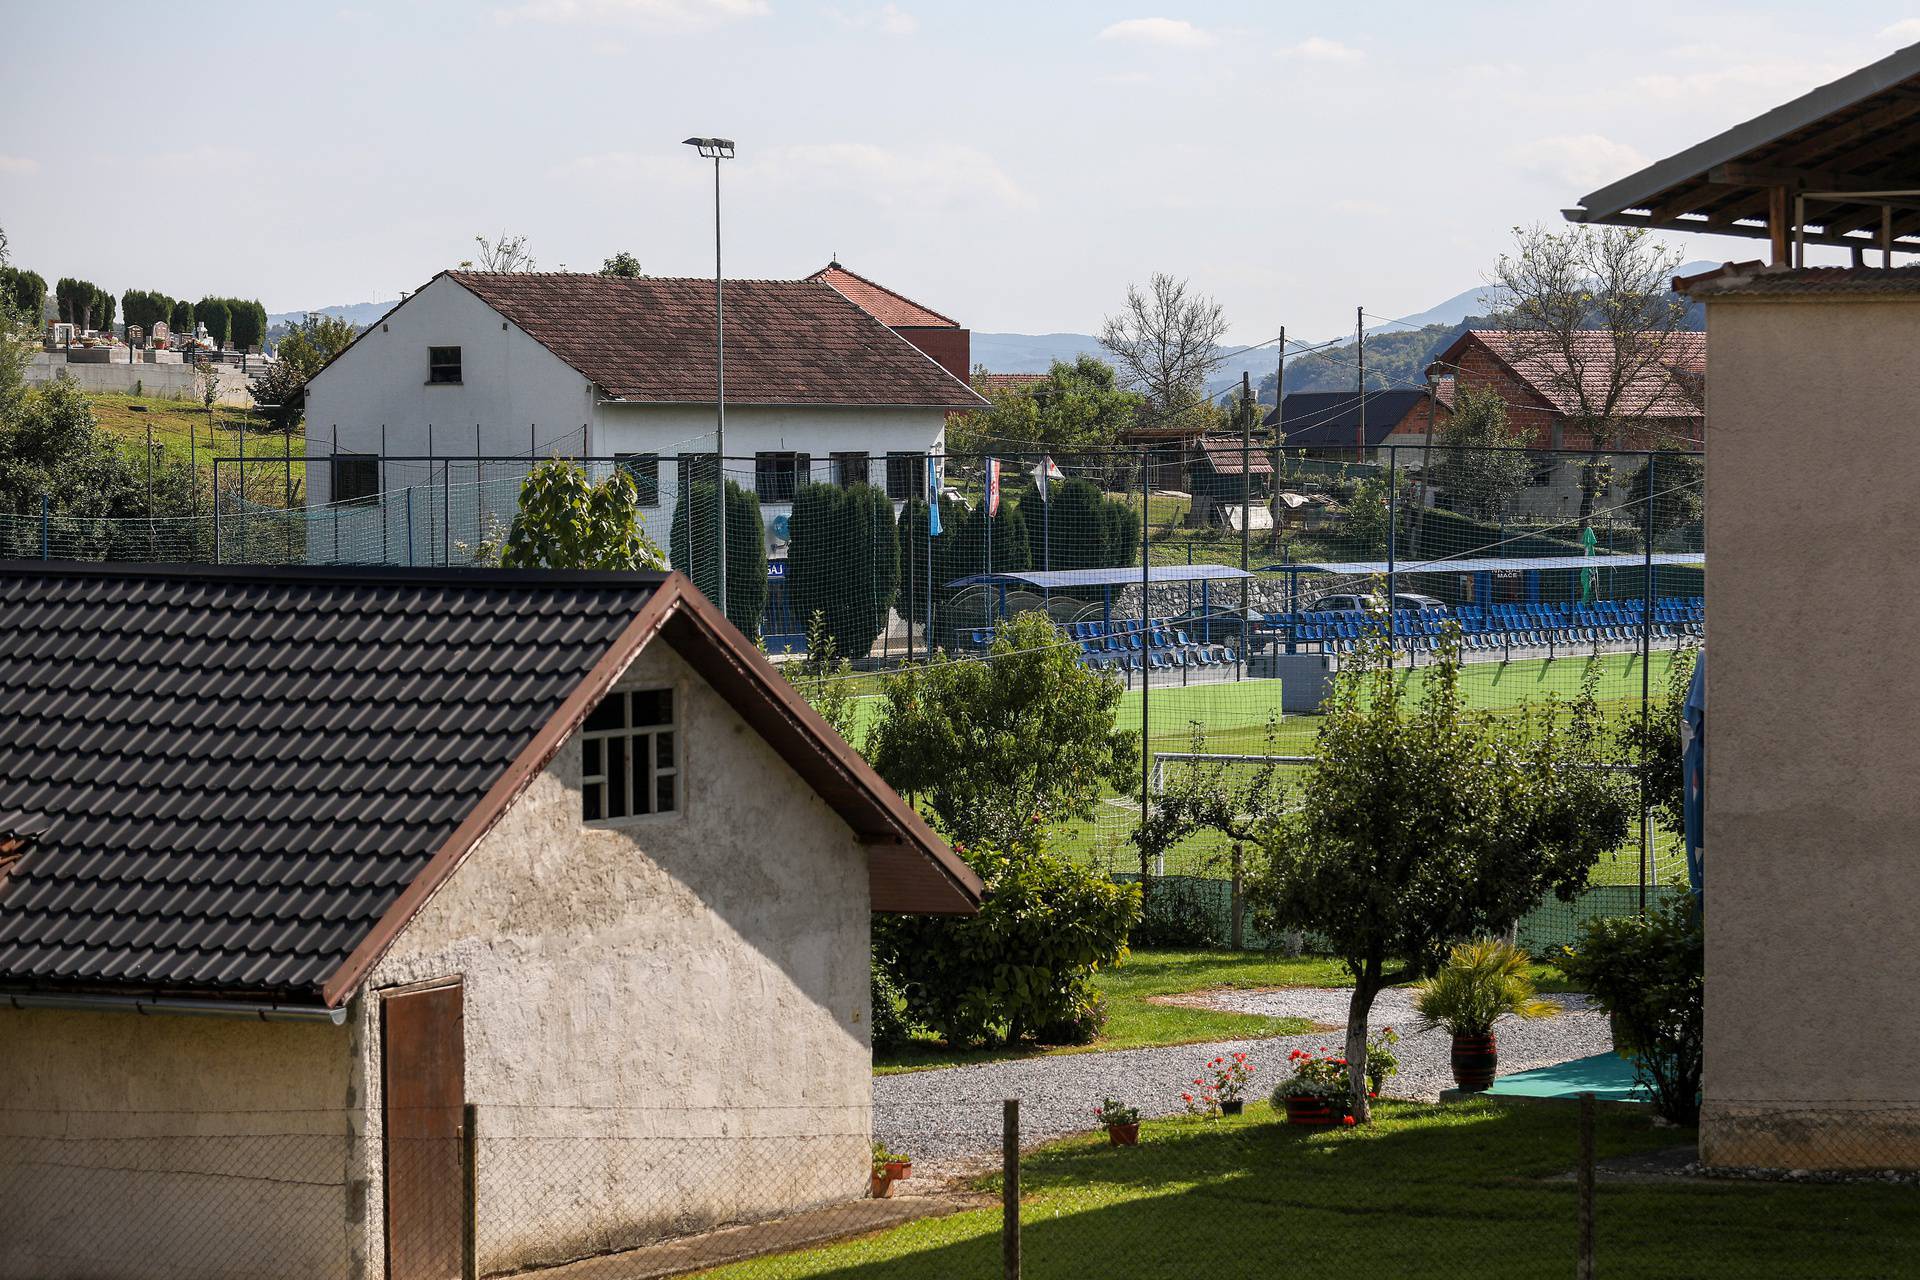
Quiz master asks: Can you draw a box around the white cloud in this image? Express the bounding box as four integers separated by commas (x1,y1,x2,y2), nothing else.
496,0,767,29
0,155,38,176
758,142,1029,211
1881,18,1920,43
829,3,916,35
1278,36,1363,63
1633,58,1848,104
1506,134,1649,191
1097,18,1215,49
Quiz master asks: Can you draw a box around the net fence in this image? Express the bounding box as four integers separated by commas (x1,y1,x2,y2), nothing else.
4,1096,1911,1279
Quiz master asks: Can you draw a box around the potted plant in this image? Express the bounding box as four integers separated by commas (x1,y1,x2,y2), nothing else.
1272,1047,1351,1125
1365,1026,1402,1100
1413,938,1559,1092
870,1141,910,1197
1095,1097,1141,1146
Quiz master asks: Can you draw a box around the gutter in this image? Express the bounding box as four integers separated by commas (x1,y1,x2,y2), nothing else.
5,991,348,1025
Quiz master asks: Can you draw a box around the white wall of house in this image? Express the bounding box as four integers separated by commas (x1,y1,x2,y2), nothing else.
350,638,874,1275
0,1010,354,1280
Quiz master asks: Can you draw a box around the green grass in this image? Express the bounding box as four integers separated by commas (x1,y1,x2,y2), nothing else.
874,950,1338,1075
88,392,286,461
700,1100,1915,1278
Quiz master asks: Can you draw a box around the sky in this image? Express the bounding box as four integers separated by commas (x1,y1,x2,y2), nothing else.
3,2,1918,344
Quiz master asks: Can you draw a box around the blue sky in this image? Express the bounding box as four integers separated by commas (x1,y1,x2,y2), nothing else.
2,2,1917,342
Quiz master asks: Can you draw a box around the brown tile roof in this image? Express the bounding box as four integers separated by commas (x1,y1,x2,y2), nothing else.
0,563,980,1005
1436,330,1705,419
1196,436,1275,475
972,372,1050,397
807,262,959,328
1676,262,1920,298
447,271,984,410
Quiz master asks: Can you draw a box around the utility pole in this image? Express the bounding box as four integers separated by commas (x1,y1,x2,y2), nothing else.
1269,326,1285,553
1355,306,1366,454
1239,370,1252,629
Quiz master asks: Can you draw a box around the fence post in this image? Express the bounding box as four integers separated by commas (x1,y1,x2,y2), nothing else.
1230,846,1245,950
460,1102,479,1280
1639,452,1655,913
1577,1091,1595,1280
39,493,49,560
1002,1098,1020,1280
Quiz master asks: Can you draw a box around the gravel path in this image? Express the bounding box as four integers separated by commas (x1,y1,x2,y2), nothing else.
875,986,1610,1176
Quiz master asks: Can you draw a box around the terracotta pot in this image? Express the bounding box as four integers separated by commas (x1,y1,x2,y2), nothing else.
1106,1122,1140,1147
869,1172,894,1199
1282,1096,1339,1126
884,1159,912,1181
1450,1032,1498,1092
1219,1099,1245,1117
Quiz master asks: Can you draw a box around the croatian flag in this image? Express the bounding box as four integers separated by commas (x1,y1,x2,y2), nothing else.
1032,455,1065,500
986,457,1002,516
926,452,943,536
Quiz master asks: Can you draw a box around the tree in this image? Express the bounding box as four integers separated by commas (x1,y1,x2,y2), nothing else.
120,289,174,336
779,611,860,744
169,298,195,334
1131,720,1288,895
787,480,898,660
1249,623,1632,1121
1428,385,1532,520
1554,899,1703,1126
1012,476,1139,574
250,313,358,428
866,610,1138,849
669,473,767,635
54,277,103,329
599,251,643,278
1617,646,1697,836
196,297,232,347
1098,273,1228,431
1625,449,1704,543
91,287,114,334
875,839,1139,1046
1486,224,1696,524
0,378,144,522
1,267,46,325
227,298,267,352
951,356,1144,455
470,232,536,272
500,459,667,570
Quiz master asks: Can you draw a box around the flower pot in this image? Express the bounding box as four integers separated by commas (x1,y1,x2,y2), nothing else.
884,1160,912,1181
1106,1122,1140,1147
1219,1099,1245,1117
1450,1032,1498,1092
1282,1096,1339,1126
869,1172,894,1199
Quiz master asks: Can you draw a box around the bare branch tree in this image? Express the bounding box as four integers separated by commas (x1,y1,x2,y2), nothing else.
1486,224,1694,524
470,232,538,273
1098,272,1228,431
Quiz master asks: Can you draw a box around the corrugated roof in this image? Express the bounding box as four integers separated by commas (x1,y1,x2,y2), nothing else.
808,262,959,328
1677,261,1920,297
448,271,984,409
1265,390,1433,447
1196,436,1275,475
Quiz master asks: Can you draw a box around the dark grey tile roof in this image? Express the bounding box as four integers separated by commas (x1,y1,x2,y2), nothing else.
0,563,660,999
1265,390,1432,447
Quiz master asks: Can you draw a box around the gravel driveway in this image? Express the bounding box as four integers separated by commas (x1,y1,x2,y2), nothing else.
875,986,1611,1176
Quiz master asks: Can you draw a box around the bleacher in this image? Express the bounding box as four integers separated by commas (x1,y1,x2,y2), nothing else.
1258,596,1705,657
971,617,1241,675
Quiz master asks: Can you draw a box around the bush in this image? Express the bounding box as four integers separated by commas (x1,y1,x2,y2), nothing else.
1013,476,1139,573
868,956,918,1049
788,481,897,659
1129,878,1225,950
877,841,1139,1047
669,474,767,636
1553,898,1703,1126
1036,990,1108,1046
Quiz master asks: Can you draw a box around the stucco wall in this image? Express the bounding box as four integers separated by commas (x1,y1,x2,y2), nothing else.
1699,294,1920,1169
0,1010,354,1280
352,638,873,1274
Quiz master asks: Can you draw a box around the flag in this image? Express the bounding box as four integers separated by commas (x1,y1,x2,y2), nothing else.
1032,455,1064,501
986,457,1002,516
1579,525,1597,602
926,453,943,536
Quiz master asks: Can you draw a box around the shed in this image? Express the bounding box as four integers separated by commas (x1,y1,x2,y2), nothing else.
0,562,980,1280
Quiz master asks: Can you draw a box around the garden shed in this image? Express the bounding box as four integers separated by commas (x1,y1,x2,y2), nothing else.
0,562,980,1280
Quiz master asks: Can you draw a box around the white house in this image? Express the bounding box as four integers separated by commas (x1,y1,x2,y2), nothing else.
0,561,981,1280
300,270,985,563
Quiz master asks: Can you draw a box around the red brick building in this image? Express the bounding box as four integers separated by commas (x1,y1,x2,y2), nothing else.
1428,330,1705,451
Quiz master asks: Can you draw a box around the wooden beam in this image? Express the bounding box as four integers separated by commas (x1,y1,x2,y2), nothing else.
1768,186,1791,265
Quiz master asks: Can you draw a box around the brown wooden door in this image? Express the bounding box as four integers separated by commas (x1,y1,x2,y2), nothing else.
383,982,465,1280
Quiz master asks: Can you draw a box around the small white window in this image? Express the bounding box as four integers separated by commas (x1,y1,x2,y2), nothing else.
581,688,679,821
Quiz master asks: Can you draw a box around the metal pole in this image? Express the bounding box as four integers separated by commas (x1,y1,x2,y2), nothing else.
1240,371,1252,630
1139,447,1151,893
1270,326,1284,552
1577,1091,1596,1280
713,155,728,621
1640,452,1654,912
461,1103,478,1280
1002,1099,1021,1280
212,463,222,565
39,493,49,560
146,422,154,559
1387,446,1398,640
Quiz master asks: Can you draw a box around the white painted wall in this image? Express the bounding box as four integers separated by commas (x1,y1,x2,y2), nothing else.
351,638,874,1275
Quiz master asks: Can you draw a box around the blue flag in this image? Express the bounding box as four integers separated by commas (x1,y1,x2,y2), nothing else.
926,454,942,536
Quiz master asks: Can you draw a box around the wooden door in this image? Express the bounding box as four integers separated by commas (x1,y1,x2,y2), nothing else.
383,982,465,1280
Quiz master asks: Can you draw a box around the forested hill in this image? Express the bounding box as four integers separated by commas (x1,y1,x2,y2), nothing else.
1259,321,1473,399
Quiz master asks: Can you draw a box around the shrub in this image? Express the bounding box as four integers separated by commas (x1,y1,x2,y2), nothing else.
500,459,666,571
1554,898,1703,1126
1013,476,1139,573
669,474,767,636
1036,990,1107,1046
1129,878,1224,950
788,480,897,659
876,841,1138,1047
868,956,918,1049
1412,938,1559,1037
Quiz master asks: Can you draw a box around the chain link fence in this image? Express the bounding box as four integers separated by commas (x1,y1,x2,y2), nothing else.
4,1095,1911,1278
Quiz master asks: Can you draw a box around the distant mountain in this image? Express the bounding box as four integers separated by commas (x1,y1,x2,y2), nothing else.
968,331,1110,374
267,299,399,328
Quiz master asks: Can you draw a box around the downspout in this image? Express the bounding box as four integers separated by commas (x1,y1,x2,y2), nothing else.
5,991,348,1024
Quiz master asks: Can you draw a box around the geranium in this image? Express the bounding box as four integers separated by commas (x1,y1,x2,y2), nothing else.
1182,1051,1255,1116
1272,1046,1354,1103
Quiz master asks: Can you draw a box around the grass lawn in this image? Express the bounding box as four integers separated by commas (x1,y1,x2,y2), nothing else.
88,392,286,461
874,950,1341,1075
700,1100,1914,1279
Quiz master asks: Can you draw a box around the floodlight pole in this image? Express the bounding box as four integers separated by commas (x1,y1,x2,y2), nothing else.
685,137,736,618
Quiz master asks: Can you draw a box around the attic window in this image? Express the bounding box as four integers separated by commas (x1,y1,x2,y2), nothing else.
428,346,462,384
581,688,678,822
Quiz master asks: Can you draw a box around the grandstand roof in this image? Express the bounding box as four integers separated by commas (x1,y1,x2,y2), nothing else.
948,564,1255,590
1256,552,1705,576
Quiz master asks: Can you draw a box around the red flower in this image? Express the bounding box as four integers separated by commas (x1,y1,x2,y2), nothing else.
1342,1116,1356,1127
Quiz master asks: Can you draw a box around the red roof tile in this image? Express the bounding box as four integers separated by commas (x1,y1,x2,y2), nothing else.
1677,262,1920,298
973,372,1050,397
807,262,959,328
448,271,983,409
1439,330,1705,420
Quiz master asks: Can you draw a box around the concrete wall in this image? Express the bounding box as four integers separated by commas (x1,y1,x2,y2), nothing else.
0,1010,355,1280
1699,294,1920,1169
24,352,257,405
352,638,873,1275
